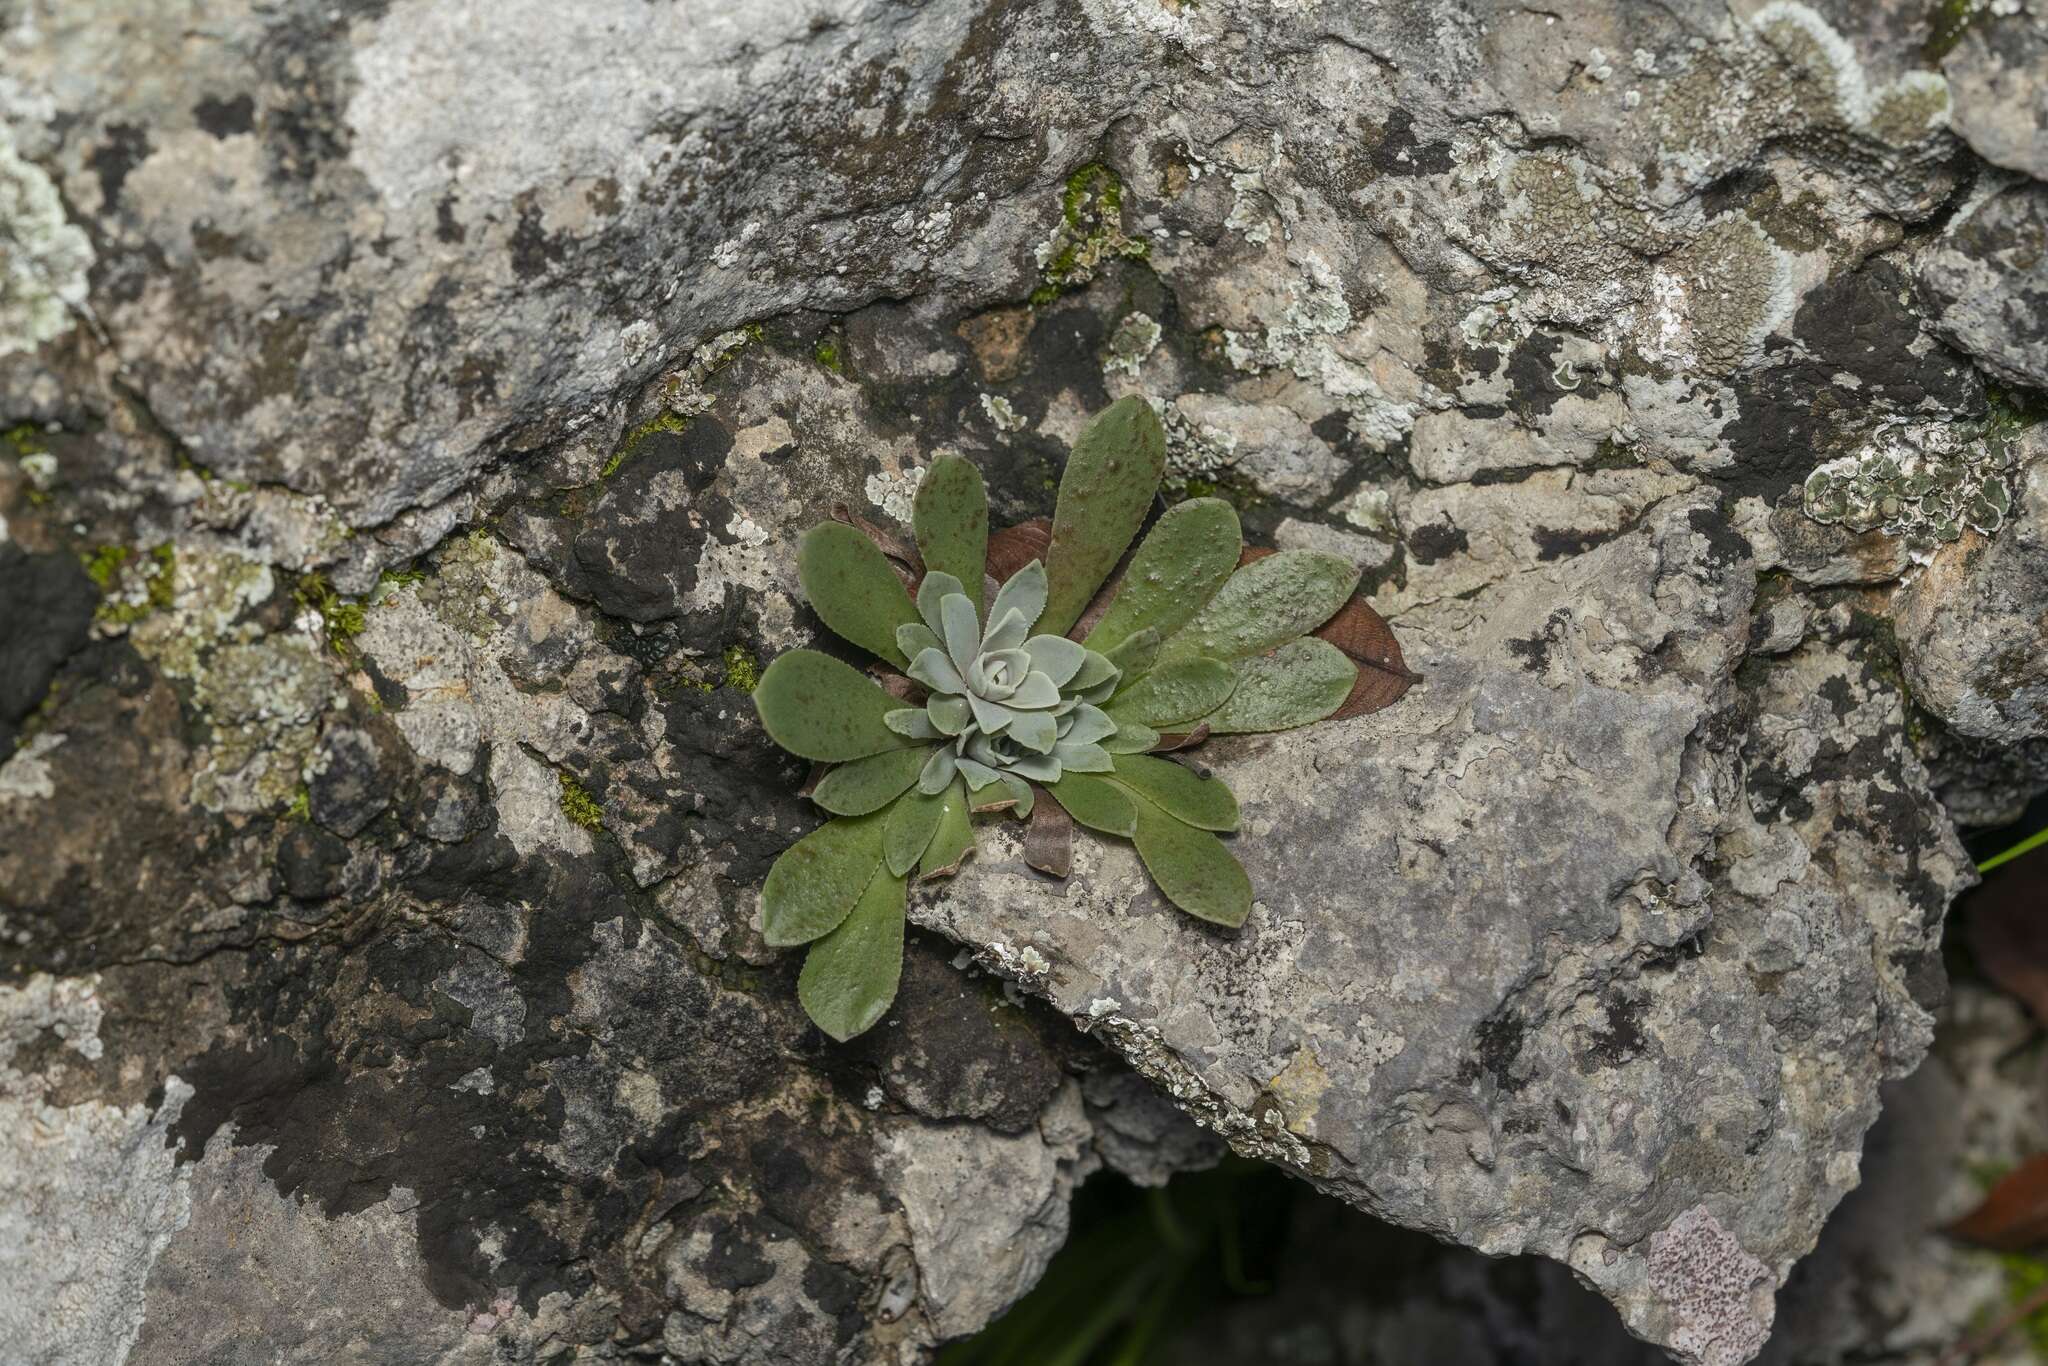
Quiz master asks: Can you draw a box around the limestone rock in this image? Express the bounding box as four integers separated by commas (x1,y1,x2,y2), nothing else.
1943,7,2048,180
1918,182,2048,393
0,0,2039,1362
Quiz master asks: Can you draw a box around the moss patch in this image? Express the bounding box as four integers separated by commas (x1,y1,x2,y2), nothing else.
558,771,606,831
82,544,131,589
722,644,761,693
94,543,177,627
294,572,368,658
603,410,690,479
1925,0,1983,63
1030,163,1149,306
1996,1252,2048,1357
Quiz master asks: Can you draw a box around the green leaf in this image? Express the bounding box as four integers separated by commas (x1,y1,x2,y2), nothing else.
1106,657,1236,727
754,650,915,762
920,779,975,878
812,746,933,816
1129,796,1252,929
1047,772,1138,837
913,455,989,619
1200,638,1358,735
760,811,887,947
798,522,922,669
1040,397,1167,637
1158,551,1361,664
1082,498,1241,655
798,867,907,1041
1102,720,1160,754
1109,753,1239,832
1102,628,1160,681
884,785,948,877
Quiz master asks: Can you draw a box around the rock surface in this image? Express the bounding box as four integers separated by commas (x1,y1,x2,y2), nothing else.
3,0,2046,1363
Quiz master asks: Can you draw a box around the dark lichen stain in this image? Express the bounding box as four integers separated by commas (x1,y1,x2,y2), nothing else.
509,196,571,281
0,546,99,759
87,122,151,211
1507,607,1573,676
1407,521,1469,565
435,193,466,245
1531,526,1614,562
1578,993,1647,1072
1368,109,1456,178
193,93,256,138
1722,261,1982,505
1504,332,1573,419
1463,1006,1530,1093
1687,505,1754,569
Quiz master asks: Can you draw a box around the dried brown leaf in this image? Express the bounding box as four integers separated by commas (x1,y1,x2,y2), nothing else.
832,503,920,566
986,518,1052,585
1240,544,1419,721
869,669,920,703
1949,1153,2048,1252
1150,723,1211,753
1024,786,1074,877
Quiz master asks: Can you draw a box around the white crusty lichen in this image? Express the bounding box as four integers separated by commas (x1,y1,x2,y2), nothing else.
978,393,1027,434
0,126,92,357
1102,311,1161,378
863,465,924,521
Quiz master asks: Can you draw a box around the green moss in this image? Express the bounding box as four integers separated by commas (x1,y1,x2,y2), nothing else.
1925,0,1983,63
813,337,845,374
295,572,367,658
286,786,312,822
93,543,177,627
558,770,606,831
1166,469,1266,510
1031,162,1149,306
81,544,131,589
1986,383,2048,439
4,423,45,459
17,677,66,742
1996,1252,2048,1356
603,410,689,479
723,644,761,693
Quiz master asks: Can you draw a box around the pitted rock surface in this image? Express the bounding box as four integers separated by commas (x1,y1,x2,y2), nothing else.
3,0,2045,1363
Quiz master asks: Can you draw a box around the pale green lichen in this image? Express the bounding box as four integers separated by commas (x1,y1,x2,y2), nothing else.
1104,312,1162,378
0,127,94,358
1803,420,2013,546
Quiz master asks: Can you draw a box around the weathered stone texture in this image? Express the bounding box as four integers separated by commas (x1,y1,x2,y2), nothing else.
3,0,2046,1363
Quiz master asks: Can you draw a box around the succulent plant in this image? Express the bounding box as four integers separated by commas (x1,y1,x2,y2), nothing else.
753,397,1416,1040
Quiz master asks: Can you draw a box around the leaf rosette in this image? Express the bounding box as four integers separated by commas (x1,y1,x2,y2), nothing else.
753,396,1417,1040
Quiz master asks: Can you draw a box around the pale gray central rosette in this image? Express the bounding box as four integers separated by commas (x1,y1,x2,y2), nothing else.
885,561,1119,812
